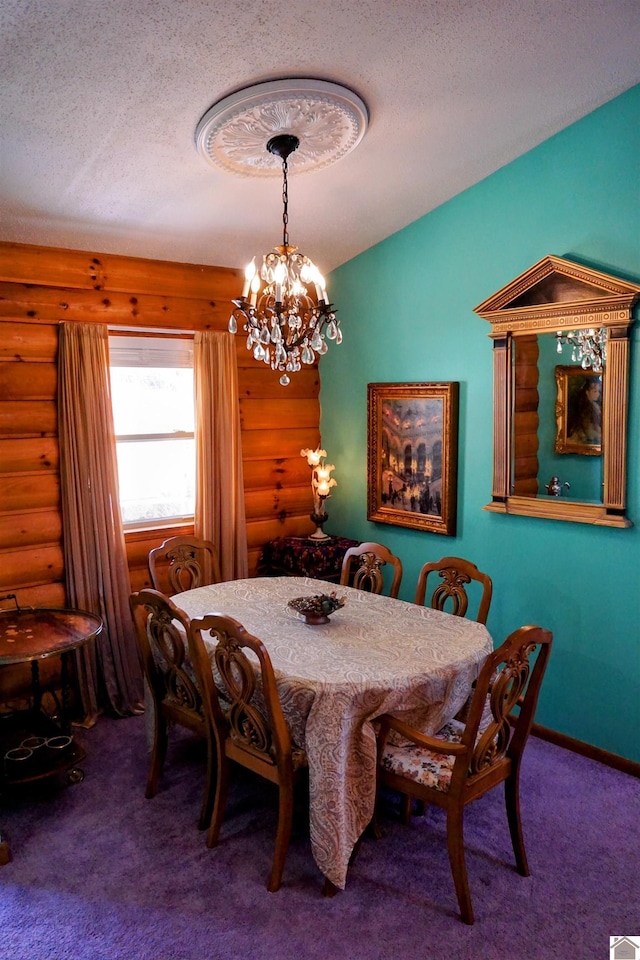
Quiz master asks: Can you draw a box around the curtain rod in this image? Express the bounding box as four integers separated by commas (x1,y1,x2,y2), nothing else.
106,325,194,335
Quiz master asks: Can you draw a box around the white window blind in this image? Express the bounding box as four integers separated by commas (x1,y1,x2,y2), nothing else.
108,335,195,527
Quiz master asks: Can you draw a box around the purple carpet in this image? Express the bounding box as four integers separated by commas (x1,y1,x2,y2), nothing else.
1,714,638,960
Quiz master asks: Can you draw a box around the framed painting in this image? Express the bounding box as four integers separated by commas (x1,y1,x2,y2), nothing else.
367,382,459,535
554,366,603,456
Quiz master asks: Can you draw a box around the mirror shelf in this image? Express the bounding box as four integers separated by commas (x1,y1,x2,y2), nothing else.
475,255,640,528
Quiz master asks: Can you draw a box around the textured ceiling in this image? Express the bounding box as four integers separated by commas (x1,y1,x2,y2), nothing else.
1,0,639,275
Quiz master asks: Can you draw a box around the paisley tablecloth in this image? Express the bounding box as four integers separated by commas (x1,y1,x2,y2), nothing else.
173,577,493,890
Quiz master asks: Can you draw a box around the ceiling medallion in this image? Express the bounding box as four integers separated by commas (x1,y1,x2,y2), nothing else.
195,78,368,177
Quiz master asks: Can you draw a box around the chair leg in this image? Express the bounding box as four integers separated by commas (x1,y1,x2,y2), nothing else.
145,710,168,799
505,770,530,876
349,834,364,865
400,793,413,825
206,756,229,849
267,783,294,892
446,805,474,925
368,813,385,840
370,779,386,839
198,737,217,831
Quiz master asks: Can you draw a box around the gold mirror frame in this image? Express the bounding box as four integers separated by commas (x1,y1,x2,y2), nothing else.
474,255,640,528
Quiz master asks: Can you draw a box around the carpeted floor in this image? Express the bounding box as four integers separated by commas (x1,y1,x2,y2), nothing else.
1,714,638,960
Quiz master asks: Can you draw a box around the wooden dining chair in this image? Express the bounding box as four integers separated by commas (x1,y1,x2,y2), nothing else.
129,589,216,832
376,623,552,924
414,556,493,625
188,613,308,892
148,535,221,595
340,541,403,598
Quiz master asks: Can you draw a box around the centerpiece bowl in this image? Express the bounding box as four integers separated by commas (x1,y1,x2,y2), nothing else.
288,592,346,625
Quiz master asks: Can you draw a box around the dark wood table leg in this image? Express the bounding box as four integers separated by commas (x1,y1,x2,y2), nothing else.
59,651,73,735
0,835,11,865
30,659,42,715
322,878,339,897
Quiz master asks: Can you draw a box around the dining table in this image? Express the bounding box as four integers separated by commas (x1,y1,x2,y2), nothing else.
172,576,493,891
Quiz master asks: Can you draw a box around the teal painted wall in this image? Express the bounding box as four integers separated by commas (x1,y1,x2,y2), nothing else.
319,84,640,762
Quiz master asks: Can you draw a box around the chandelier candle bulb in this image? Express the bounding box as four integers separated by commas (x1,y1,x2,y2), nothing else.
273,260,286,303
242,259,256,298
249,273,260,307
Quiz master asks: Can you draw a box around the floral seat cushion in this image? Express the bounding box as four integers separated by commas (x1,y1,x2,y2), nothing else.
381,719,464,793
380,696,495,794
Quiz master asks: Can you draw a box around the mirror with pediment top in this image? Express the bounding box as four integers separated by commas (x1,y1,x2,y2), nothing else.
474,255,640,527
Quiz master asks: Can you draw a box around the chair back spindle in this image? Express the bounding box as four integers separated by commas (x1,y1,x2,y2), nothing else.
340,541,403,598
415,555,492,624
148,535,221,595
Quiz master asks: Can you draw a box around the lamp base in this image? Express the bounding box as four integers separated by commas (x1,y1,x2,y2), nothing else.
308,528,331,541
309,511,330,540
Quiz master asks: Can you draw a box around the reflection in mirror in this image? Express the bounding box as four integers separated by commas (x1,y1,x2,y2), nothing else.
474,255,640,528
512,335,604,504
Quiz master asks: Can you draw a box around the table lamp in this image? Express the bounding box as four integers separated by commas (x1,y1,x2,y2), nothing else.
301,447,337,540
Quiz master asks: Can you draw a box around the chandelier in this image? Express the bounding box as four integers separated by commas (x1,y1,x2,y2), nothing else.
229,134,341,386
556,327,607,372
195,78,367,387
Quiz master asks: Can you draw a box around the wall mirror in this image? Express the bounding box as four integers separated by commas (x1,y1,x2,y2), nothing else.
474,255,640,527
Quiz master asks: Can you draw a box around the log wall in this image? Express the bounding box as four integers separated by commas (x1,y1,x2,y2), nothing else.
0,242,320,696
512,335,540,496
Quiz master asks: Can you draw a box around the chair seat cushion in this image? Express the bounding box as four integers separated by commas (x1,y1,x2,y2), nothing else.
381,695,495,794
381,719,464,793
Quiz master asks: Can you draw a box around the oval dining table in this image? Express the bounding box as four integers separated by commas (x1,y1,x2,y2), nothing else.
172,576,493,892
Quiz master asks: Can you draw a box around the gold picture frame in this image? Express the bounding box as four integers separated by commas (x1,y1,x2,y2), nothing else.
367,382,459,535
554,366,603,456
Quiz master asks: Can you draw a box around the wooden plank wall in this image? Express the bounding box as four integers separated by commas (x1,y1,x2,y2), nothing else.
0,241,320,693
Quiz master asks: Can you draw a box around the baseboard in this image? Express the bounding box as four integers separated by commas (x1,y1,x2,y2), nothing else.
532,723,640,779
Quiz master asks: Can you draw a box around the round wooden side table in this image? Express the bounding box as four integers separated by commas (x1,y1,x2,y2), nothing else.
0,600,103,862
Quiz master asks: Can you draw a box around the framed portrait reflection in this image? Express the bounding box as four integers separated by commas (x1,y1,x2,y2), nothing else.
367,382,459,535
554,366,603,456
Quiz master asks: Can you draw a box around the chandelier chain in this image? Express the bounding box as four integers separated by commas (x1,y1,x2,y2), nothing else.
281,156,289,248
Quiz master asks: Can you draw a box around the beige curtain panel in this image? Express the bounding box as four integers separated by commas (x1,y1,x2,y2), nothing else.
58,322,143,721
194,330,248,581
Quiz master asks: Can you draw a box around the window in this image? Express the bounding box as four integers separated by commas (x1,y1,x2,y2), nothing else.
109,335,195,526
